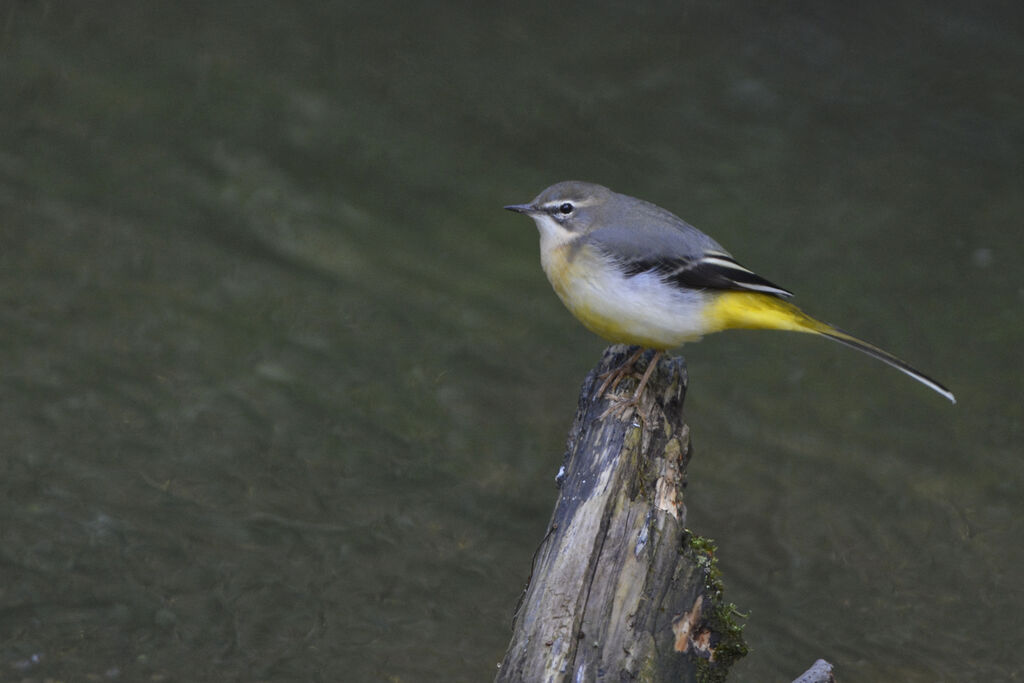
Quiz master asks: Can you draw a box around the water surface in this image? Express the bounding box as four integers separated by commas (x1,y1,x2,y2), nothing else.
1,3,1021,681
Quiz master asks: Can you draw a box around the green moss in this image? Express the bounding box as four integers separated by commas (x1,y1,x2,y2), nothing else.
684,531,749,683
623,422,643,452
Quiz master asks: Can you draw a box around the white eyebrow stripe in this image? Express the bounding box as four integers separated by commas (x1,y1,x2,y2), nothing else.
541,197,600,210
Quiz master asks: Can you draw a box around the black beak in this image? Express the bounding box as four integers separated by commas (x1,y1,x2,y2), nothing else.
504,203,534,214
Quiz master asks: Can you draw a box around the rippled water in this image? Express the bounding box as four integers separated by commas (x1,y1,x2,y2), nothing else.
2,3,1021,681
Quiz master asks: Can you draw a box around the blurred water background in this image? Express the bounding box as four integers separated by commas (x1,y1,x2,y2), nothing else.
1,2,1021,681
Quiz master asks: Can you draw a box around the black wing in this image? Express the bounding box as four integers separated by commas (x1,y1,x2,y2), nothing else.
620,251,794,298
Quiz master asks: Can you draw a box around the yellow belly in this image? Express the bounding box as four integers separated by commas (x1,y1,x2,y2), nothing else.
543,242,712,349
542,242,822,348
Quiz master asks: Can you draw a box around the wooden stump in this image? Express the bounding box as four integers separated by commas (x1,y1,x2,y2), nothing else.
496,346,748,683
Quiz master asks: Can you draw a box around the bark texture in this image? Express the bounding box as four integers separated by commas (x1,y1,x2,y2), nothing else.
496,346,747,683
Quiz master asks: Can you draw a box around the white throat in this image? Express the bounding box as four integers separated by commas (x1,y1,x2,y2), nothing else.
532,214,576,273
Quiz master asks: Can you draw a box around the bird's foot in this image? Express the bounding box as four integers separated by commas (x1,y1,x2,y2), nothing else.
599,390,642,421
597,350,663,423
595,347,645,399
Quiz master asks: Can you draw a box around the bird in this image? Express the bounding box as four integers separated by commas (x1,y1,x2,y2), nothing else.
505,180,955,410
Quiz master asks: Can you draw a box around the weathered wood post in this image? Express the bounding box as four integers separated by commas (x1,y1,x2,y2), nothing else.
496,346,748,682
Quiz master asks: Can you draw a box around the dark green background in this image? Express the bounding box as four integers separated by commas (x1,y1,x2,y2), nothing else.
2,2,1021,681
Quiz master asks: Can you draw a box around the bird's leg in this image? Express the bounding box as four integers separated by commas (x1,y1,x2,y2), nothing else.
630,349,662,403
600,350,663,420
596,346,645,398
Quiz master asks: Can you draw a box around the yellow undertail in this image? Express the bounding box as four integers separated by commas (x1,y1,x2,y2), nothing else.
702,291,828,335
703,291,955,403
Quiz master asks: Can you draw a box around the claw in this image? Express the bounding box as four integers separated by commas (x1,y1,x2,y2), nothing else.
596,347,645,398
597,350,663,422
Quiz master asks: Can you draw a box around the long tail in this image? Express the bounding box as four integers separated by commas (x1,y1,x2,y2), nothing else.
704,291,956,403
815,327,956,404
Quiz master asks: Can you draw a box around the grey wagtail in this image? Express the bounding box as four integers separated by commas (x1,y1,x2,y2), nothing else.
505,180,955,406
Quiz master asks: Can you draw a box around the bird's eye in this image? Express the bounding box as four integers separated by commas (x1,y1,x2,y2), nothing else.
558,202,574,215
